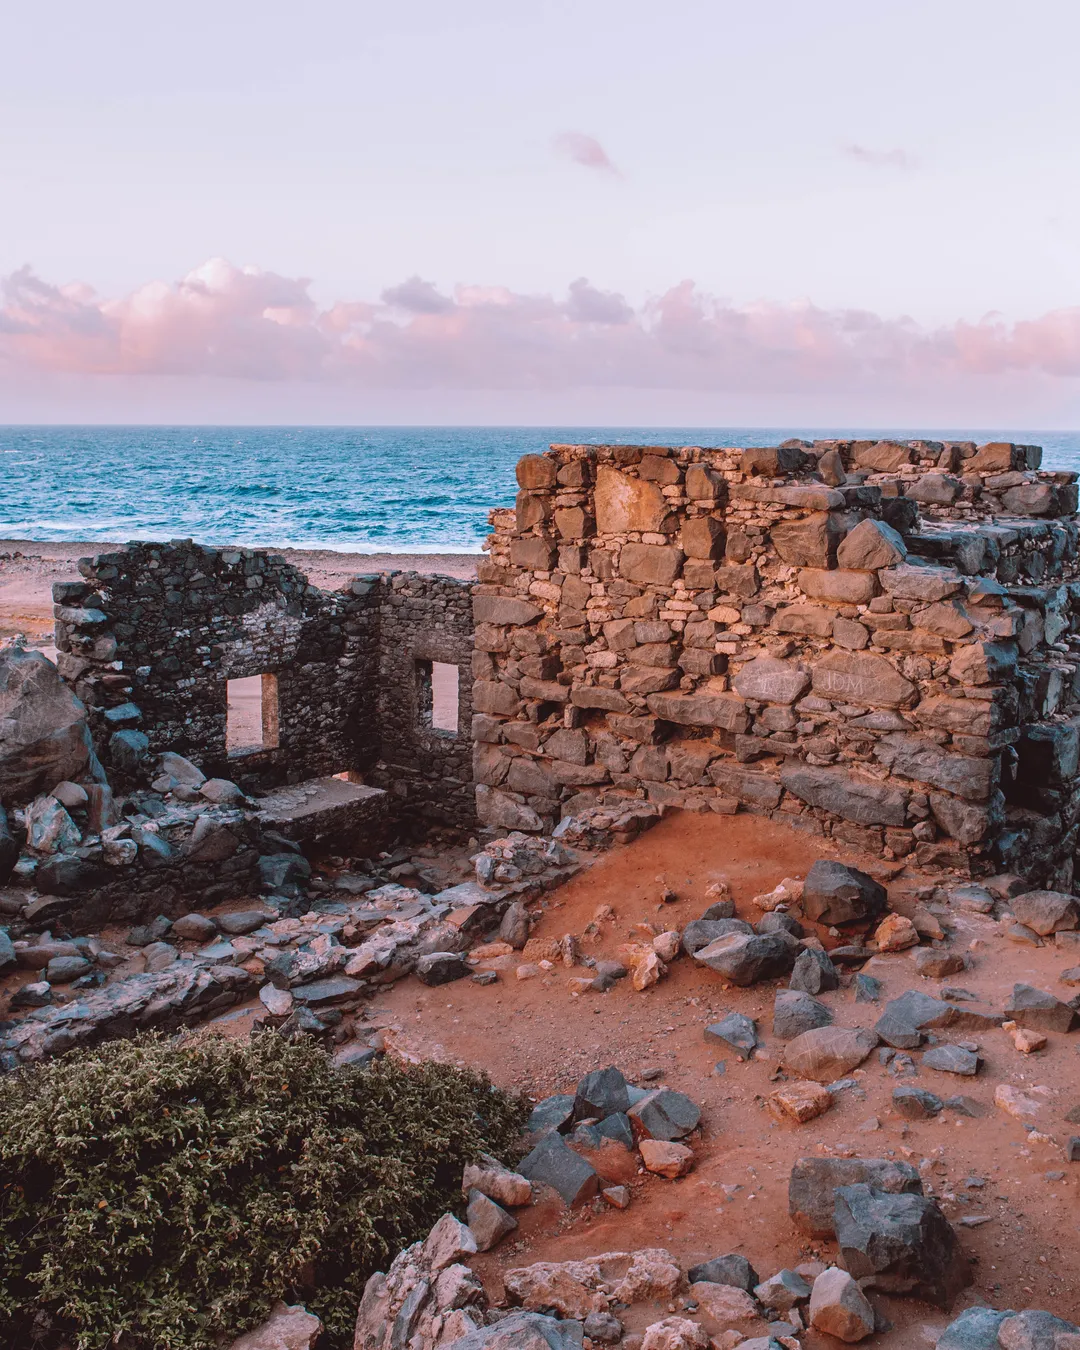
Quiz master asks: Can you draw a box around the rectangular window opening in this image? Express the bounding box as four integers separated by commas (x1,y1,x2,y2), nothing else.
417,659,459,736
227,673,279,756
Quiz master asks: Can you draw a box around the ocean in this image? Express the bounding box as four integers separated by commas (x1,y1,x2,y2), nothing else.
3,425,1080,553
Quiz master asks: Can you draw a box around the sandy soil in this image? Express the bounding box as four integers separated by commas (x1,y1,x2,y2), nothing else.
360,810,1080,1344
0,540,480,642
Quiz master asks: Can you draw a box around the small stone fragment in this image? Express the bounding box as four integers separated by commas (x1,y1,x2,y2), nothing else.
808,1267,875,1343
769,1080,832,1124
639,1139,694,1178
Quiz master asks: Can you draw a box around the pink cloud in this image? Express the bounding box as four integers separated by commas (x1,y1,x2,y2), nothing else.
552,131,620,175
5,257,1080,401
843,143,918,170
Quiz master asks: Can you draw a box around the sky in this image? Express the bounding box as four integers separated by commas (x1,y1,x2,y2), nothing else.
5,0,1080,425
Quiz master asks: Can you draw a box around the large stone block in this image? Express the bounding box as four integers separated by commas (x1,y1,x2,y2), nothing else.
571,687,632,713
685,463,726,501
929,793,997,846
741,445,806,476
708,763,782,808
510,536,557,571
772,605,834,637
879,564,963,602
516,454,558,489
855,440,915,472
875,734,995,801
472,595,543,626
713,565,760,598
770,513,847,568
472,680,523,717
801,858,888,924
732,656,810,705
647,691,749,733
836,518,908,571
798,569,877,605
680,516,725,559
780,764,907,826
811,650,916,707
948,641,1017,685
619,544,685,586
594,465,668,534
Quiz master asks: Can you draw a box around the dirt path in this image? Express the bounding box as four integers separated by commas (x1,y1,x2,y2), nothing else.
368,810,1080,1344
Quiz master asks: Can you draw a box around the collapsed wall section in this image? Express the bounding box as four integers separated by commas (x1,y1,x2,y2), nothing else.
475,439,1080,885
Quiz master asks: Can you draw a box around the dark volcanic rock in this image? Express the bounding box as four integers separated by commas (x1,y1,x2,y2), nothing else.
789,946,840,994
789,1156,923,1237
415,951,470,985
704,1012,758,1059
693,930,799,985
574,1066,630,1120
681,917,753,956
687,1252,760,1291
627,1087,701,1140
833,1183,971,1308
518,1134,599,1207
1004,982,1079,1033
773,989,833,1040
802,860,888,926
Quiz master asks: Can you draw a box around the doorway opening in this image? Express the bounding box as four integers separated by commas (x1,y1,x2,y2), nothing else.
226,673,279,755
417,660,459,736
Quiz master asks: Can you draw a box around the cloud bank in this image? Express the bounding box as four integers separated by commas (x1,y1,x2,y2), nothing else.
5,258,1080,423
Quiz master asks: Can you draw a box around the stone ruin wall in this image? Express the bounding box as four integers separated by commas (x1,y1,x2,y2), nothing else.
53,544,477,835
369,571,475,830
474,438,1080,887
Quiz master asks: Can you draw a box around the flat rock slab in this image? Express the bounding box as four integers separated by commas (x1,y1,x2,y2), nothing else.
922,1045,980,1076
782,1026,878,1082
788,1156,923,1237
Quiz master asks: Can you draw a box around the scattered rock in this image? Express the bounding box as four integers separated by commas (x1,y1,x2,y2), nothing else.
639,1139,694,1178
1008,890,1080,936
834,1183,970,1308
754,1270,810,1312
466,1189,517,1251
789,946,840,995
773,989,833,1040
462,1154,532,1208
704,1012,758,1059
518,1134,599,1207
874,913,919,952
807,1267,875,1343
994,1083,1051,1121
802,860,887,926
415,952,470,985
913,948,965,978
693,931,799,985
628,1088,701,1140
923,1045,980,1076
892,1086,944,1119
769,1080,832,1124
640,1317,710,1350
575,1065,630,1119
788,1156,923,1237
1004,983,1078,1033
687,1253,759,1291
227,1301,322,1350
782,1026,878,1082
171,912,219,942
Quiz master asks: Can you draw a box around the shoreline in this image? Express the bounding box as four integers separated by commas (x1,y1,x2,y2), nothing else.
0,539,481,641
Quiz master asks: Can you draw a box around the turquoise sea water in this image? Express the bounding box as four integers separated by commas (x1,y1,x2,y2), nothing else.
3,425,1080,553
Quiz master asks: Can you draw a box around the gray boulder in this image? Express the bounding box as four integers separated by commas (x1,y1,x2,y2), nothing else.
704,1012,758,1059
834,1183,970,1308
802,860,887,926
518,1134,599,1207
627,1088,700,1140
681,917,753,956
789,946,840,994
415,952,470,985
1004,983,1078,1033
687,1253,759,1291
788,1156,922,1236
0,648,94,805
773,989,833,1040
936,1306,1012,1350
574,1066,630,1119
446,1312,584,1349
892,1086,943,1119
693,930,799,985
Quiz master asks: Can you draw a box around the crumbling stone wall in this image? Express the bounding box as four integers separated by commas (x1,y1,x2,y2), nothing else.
371,571,475,830
474,439,1080,885
54,542,381,787
53,547,477,831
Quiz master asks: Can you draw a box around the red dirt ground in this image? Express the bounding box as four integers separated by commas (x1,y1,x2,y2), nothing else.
367,809,1080,1346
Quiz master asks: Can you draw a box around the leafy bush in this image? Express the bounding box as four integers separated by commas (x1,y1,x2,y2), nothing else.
0,1032,527,1350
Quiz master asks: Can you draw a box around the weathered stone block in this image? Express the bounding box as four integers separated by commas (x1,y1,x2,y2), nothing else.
594,465,668,534
516,454,558,489
472,595,543,626
510,536,557,571
811,650,916,707
647,691,749,732
619,544,685,586
798,568,877,604
772,605,834,637
771,513,847,568
732,656,810,705
680,516,725,559
836,518,908,571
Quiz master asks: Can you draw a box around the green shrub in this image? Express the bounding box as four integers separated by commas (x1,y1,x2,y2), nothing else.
0,1032,527,1350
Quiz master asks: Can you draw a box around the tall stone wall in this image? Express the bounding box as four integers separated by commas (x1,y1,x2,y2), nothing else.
371,571,476,830
474,439,1080,885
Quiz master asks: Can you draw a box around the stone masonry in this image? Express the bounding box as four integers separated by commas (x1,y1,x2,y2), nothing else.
53,544,476,832
474,438,1080,885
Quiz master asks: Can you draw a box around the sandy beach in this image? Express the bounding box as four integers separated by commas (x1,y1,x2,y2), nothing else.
0,539,480,643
